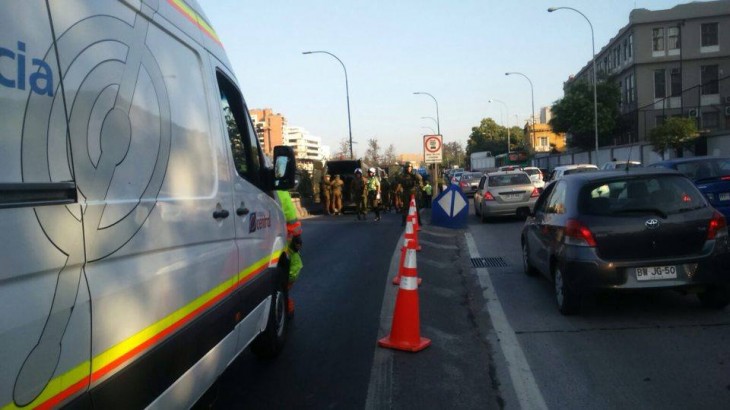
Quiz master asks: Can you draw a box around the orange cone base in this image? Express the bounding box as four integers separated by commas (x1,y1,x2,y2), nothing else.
392,276,422,286
378,335,431,352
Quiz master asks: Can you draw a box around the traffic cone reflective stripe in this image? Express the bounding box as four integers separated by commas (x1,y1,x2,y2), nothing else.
393,238,422,286
378,246,431,352
408,195,421,231
404,215,422,252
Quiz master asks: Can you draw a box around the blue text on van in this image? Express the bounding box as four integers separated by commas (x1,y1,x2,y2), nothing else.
0,41,54,96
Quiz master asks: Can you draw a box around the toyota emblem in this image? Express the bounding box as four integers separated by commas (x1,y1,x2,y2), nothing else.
645,219,660,229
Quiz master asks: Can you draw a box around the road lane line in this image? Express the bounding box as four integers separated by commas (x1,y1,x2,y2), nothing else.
465,232,548,410
418,238,459,250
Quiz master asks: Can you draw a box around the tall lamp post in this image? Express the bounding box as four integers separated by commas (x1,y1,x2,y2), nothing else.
414,91,441,193
489,99,511,153
302,50,353,159
421,116,439,132
505,72,536,153
548,6,599,165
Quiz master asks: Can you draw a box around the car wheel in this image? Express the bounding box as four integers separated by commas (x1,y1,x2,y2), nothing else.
554,267,579,315
251,270,288,358
697,285,730,309
522,241,538,277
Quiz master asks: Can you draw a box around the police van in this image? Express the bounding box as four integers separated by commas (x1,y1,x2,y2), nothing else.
1,1,295,408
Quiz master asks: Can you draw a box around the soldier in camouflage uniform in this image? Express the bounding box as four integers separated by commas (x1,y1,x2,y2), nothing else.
331,175,344,215
397,162,423,226
320,174,332,215
351,168,368,220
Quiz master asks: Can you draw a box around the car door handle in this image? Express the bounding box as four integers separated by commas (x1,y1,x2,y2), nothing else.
213,209,230,219
236,207,250,216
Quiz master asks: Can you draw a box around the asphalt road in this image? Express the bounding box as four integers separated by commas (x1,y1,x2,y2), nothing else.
467,208,730,409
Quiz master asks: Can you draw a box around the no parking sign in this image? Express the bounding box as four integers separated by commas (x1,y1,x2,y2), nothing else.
423,135,442,164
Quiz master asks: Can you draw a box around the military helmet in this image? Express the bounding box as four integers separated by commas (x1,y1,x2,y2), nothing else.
354,168,362,174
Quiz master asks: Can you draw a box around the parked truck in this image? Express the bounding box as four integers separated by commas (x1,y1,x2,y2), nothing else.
470,151,495,172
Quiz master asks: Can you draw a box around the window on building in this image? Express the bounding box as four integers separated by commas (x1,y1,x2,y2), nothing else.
629,73,636,102
623,38,629,60
654,69,666,99
701,23,718,47
703,111,719,130
701,65,719,95
653,28,665,52
539,137,548,148
670,68,682,97
668,27,680,50
628,34,633,58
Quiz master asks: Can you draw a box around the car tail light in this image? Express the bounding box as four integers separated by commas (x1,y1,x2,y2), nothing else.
530,188,540,198
460,180,468,188
564,219,597,247
484,191,495,201
707,211,728,240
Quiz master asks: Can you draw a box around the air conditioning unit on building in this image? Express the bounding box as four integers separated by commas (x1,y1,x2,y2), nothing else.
725,106,730,117
688,109,699,117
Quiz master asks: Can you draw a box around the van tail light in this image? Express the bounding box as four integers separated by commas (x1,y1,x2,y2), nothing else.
484,191,495,201
564,219,597,247
530,188,540,198
707,211,728,240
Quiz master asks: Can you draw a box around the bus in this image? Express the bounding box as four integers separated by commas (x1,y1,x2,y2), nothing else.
494,150,531,169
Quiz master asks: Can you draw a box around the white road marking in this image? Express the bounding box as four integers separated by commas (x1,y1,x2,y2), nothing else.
465,232,548,410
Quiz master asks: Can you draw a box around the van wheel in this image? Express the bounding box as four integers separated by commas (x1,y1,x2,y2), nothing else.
697,285,730,309
522,241,538,277
554,267,580,315
251,274,288,358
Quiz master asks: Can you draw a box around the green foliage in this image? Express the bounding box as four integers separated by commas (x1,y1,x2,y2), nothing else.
649,117,699,156
466,118,526,160
550,80,621,150
443,141,465,168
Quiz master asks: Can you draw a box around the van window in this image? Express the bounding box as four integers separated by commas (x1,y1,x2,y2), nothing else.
216,72,261,185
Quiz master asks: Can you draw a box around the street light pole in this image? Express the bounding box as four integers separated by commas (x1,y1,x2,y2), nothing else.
548,6,599,165
489,99,511,153
302,50,354,159
421,116,439,132
505,72,536,153
414,92,440,135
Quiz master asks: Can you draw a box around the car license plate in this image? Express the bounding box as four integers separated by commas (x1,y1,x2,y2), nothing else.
720,193,730,201
636,265,677,281
502,193,521,201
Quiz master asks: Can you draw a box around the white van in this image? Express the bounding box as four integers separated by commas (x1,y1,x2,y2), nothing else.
1,1,296,408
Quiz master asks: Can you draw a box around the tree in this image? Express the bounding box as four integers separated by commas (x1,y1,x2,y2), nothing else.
382,144,397,166
443,141,465,168
334,138,350,159
364,138,381,166
466,117,510,158
649,117,699,158
550,80,621,150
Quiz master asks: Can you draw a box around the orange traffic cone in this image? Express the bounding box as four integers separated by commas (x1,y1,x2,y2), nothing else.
378,241,431,352
408,195,421,231
393,238,422,286
404,214,422,252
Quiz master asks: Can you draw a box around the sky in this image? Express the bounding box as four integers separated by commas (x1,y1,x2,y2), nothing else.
201,0,713,157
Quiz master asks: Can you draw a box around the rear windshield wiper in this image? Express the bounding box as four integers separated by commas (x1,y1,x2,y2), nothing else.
612,208,668,218
678,205,706,213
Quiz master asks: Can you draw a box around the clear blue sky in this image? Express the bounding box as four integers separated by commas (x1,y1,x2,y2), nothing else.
201,0,711,157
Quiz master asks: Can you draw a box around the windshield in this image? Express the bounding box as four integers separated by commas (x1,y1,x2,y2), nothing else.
580,175,707,216
488,173,531,187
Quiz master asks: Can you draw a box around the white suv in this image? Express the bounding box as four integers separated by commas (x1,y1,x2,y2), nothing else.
547,164,599,182
522,166,545,189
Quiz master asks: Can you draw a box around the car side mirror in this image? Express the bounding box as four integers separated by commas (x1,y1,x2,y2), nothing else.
273,145,296,190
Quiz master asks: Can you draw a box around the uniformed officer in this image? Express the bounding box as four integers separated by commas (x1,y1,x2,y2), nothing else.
331,174,344,215
320,174,332,215
366,168,382,221
351,168,368,220
381,175,392,212
397,162,423,226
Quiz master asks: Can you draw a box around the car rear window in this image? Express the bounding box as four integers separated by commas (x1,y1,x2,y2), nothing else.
488,173,531,187
564,167,598,176
675,158,730,180
579,175,707,216
523,168,541,176
462,172,482,180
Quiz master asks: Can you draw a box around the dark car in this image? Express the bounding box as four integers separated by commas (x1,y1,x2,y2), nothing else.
648,156,730,219
521,168,730,315
458,171,482,197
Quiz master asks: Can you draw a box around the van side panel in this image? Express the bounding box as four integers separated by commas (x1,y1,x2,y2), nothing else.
0,1,91,408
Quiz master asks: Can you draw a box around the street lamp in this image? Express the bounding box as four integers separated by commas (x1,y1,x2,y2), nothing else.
421,116,439,132
302,50,353,159
413,92,440,135
505,72,536,153
548,6,599,165
489,99,511,153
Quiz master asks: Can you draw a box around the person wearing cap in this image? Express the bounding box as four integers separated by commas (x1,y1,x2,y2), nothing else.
320,174,332,215
396,162,423,226
331,174,344,215
351,168,368,220
366,168,382,221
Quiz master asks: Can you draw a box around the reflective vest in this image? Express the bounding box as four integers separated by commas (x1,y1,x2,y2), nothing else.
275,190,302,238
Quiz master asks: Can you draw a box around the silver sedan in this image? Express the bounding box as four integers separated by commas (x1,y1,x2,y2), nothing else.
473,171,539,222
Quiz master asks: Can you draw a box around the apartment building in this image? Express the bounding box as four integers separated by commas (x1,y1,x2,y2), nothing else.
285,126,328,162
250,108,285,157
566,0,730,145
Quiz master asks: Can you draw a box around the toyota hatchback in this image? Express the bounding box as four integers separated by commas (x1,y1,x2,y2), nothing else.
521,168,730,315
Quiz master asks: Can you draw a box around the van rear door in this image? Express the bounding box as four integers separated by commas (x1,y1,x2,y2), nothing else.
0,2,90,408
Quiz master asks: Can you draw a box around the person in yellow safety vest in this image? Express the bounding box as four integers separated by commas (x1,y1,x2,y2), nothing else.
422,179,433,209
275,190,303,315
366,167,382,221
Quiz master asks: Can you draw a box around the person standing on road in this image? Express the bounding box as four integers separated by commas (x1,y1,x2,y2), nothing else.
274,189,303,316
366,168,382,221
351,168,368,220
381,175,392,213
331,174,344,215
422,179,432,209
397,162,423,226
320,174,332,215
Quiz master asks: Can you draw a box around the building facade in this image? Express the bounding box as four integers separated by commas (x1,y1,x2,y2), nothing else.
566,0,730,146
525,121,567,153
285,126,328,162
250,108,285,157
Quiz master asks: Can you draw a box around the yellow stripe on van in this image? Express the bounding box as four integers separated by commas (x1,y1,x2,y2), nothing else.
167,0,222,45
1,248,284,409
